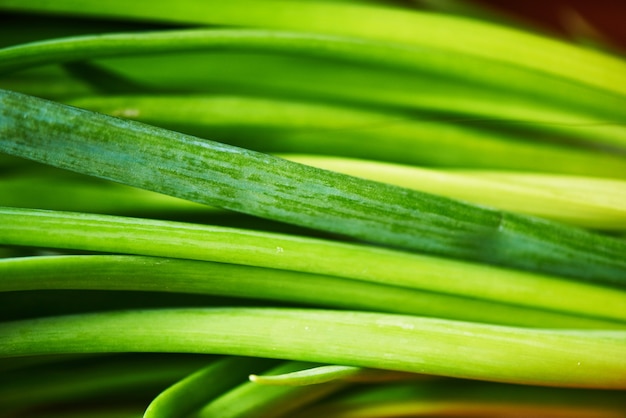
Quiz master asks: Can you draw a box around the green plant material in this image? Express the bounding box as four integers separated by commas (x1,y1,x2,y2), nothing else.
197,361,352,418
1,0,624,100
0,29,626,149
5,57,625,178
144,357,277,418
250,364,416,386
1,3,626,415
0,354,212,415
293,380,626,418
1,308,625,389
0,256,626,329
2,29,626,125
65,94,626,178
2,91,626,284
250,365,362,386
284,155,626,230
62,61,155,95
3,209,626,324
6,145,626,221
4,255,621,329
411,0,534,29
0,166,211,215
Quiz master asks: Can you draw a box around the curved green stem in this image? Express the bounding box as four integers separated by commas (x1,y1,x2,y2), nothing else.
1,308,625,389
197,361,348,418
144,357,277,418
250,364,415,386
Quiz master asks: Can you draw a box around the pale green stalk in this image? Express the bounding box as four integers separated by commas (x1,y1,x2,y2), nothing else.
2,91,626,284
2,209,626,324
144,357,277,418
250,365,364,386
284,155,626,230
197,361,348,418
4,255,620,329
250,365,415,386
1,308,625,389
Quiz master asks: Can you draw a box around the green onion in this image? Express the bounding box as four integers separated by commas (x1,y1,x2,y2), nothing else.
1,308,625,389
3,209,626,324
2,90,626,285
144,357,276,418
284,155,626,230
6,254,621,329
1,2,625,415
197,361,348,418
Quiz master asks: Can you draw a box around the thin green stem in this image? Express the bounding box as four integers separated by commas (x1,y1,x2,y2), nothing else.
197,361,348,418
250,364,415,386
144,357,277,418
1,308,625,389
1,255,623,329
2,209,625,324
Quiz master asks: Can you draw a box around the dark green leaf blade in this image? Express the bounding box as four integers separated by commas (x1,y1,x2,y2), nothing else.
1,89,625,284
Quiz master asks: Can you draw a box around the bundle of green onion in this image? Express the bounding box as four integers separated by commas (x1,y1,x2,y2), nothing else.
1,0,625,416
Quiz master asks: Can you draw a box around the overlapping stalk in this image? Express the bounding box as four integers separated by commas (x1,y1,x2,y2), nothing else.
1,1,625,416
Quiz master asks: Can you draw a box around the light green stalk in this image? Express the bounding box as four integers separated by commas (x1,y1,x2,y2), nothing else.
197,361,348,418
284,155,626,230
0,308,625,389
144,357,277,418
2,210,626,324
250,364,415,386
4,255,620,329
